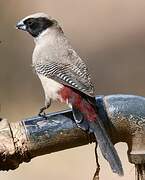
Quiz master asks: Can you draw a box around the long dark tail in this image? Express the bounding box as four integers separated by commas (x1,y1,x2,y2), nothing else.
72,97,124,176
89,119,123,176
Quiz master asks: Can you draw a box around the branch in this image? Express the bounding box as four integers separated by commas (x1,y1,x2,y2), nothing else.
0,94,145,179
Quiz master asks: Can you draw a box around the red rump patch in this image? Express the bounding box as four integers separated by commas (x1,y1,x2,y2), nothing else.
59,86,96,121
59,86,72,102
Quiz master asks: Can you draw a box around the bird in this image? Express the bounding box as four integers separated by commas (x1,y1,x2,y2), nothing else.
16,12,123,176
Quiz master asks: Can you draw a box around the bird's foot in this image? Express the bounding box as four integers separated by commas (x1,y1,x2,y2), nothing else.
38,106,47,119
38,100,51,119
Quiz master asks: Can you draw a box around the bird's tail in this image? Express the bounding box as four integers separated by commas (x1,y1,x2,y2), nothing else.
72,98,123,176
89,118,123,176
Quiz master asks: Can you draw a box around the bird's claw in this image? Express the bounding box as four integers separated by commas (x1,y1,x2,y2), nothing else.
38,107,47,119
38,101,51,119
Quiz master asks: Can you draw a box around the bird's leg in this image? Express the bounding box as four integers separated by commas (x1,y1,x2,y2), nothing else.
93,143,100,180
38,100,51,118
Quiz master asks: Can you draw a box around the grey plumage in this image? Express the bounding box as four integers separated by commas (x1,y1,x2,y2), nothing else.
16,12,123,176
35,60,94,96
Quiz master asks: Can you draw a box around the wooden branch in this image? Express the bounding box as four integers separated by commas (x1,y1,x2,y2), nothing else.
0,94,145,179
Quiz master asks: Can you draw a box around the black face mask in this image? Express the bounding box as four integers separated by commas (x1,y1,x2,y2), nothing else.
24,17,54,37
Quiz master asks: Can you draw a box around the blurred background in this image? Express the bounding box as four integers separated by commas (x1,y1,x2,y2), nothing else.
1,0,145,179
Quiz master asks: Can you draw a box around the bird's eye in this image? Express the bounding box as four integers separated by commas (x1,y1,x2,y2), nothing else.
27,20,38,30
27,21,33,26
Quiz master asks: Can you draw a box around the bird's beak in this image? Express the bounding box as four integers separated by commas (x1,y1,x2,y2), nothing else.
16,21,27,31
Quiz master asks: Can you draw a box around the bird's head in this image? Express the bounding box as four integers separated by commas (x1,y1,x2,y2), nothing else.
16,13,60,38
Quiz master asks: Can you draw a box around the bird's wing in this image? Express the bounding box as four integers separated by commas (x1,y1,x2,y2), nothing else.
34,58,95,97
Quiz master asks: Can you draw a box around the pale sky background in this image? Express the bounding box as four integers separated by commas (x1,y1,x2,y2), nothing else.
1,0,145,179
